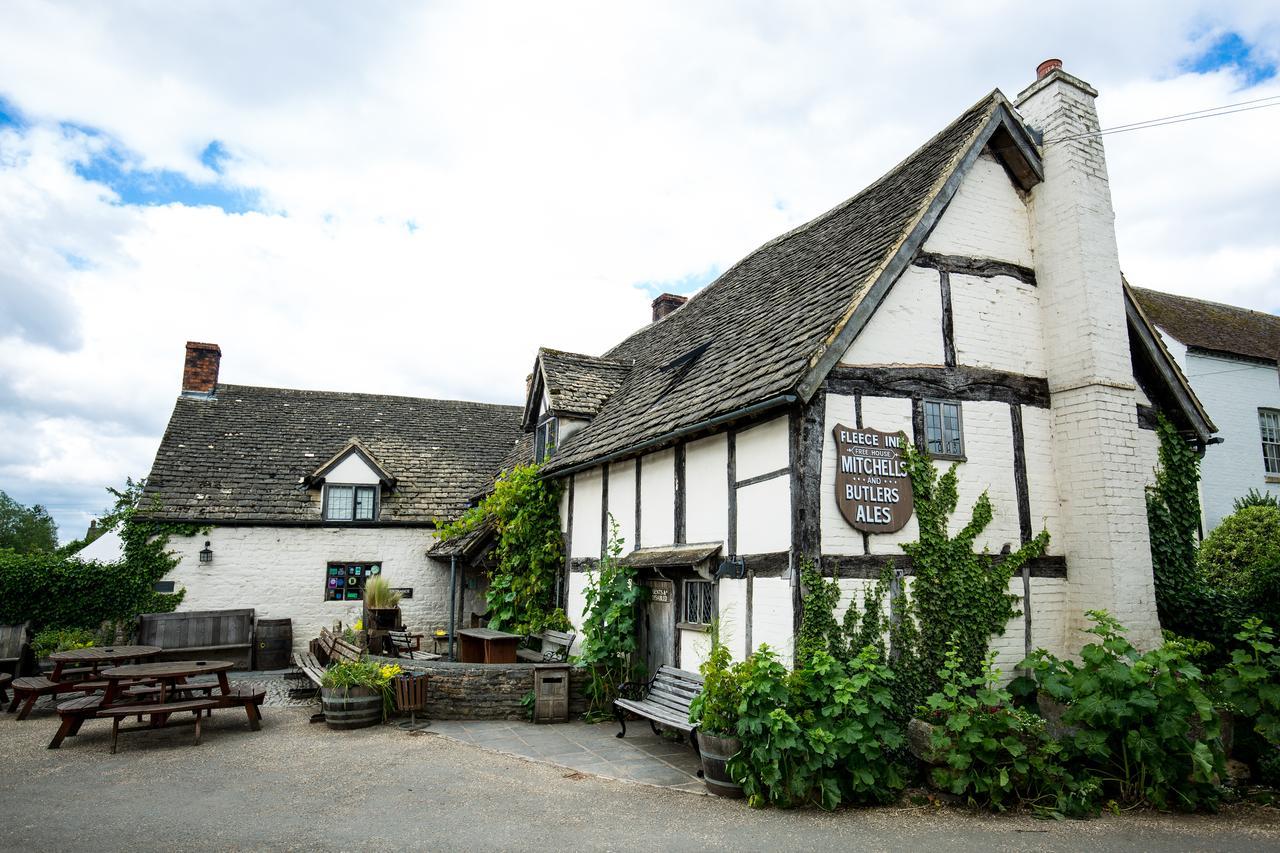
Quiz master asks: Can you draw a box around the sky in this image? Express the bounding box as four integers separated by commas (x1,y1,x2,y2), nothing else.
1,2,1278,542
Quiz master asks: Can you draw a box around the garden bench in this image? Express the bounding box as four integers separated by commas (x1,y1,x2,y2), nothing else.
0,622,33,677
214,685,266,731
387,630,441,661
49,694,106,748
0,672,9,703
293,651,327,688
330,635,363,665
136,609,255,669
101,699,220,753
516,629,575,663
614,665,703,752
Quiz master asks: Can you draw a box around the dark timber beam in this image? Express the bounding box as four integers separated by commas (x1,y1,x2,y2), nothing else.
826,365,1051,409
915,251,1037,286
790,394,826,641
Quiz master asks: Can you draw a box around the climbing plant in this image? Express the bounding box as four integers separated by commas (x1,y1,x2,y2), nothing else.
436,462,569,636
577,517,646,719
1145,414,1226,646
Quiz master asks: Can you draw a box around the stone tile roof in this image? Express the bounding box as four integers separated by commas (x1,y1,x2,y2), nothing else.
140,384,522,524
539,348,633,419
543,91,1005,474
1131,287,1280,364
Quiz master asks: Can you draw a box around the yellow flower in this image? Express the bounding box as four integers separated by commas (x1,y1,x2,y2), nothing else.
353,619,363,631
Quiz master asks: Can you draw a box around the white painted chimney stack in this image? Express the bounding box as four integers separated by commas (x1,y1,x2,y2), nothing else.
1016,62,1163,649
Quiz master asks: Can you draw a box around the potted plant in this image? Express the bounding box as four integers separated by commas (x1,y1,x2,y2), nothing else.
363,576,403,632
688,622,744,797
320,659,403,730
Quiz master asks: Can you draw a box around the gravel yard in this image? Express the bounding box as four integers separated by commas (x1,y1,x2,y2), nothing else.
3,703,1280,852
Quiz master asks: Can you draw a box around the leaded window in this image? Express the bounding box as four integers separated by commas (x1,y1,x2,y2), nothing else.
683,579,714,626
1261,409,1280,475
535,416,558,463
325,485,377,521
923,399,965,460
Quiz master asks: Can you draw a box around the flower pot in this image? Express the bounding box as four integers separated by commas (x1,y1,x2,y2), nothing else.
321,686,383,730
697,731,743,798
366,607,400,631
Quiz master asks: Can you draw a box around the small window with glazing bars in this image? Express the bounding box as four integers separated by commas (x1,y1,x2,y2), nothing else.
923,399,965,461
1261,409,1280,475
682,579,714,627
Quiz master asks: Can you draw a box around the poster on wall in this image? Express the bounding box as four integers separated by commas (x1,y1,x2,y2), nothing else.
832,424,914,533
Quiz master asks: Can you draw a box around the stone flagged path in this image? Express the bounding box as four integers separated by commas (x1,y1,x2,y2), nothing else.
428,719,706,793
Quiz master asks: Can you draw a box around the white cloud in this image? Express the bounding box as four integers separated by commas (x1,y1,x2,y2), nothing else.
0,1,1278,539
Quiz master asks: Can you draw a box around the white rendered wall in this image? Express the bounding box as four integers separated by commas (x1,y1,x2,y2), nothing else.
1021,405,1064,545
571,468,603,558
639,448,676,548
1184,351,1280,530
681,629,712,670
566,571,590,647
947,400,1021,553
951,273,1046,377
717,578,748,660
750,576,793,667
608,460,637,553
166,526,453,655
842,265,944,366
737,476,791,554
559,416,589,444
322,453,382,485
736,416,789,479
685,433,729,545
923,151,1034,268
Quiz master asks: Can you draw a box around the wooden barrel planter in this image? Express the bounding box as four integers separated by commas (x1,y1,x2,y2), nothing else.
255,618,292,671
698,732,744,798
322,686,383,730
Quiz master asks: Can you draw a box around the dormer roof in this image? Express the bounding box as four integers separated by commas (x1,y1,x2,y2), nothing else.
305,437,397,489
522,348,633,430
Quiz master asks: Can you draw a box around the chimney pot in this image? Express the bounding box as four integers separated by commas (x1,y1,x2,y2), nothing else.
182,341,221,397
1037,58,1063,79
651,293,688,322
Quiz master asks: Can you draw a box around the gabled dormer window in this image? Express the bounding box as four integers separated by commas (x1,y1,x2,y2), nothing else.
535,416,559,464
324,484,378,521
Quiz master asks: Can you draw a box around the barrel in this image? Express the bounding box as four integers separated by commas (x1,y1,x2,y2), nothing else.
322,686,383,730
697,732,744,798
255,618,292,671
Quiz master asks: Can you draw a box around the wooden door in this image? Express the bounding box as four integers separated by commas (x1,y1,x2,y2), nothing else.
643,579,674,677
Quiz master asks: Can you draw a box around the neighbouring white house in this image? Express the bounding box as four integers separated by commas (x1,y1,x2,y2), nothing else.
137,342,520,651
514,60,1216,674
1131,288,1280,532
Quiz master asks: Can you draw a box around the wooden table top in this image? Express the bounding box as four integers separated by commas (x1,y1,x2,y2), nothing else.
100,660,234,680
455,628,521,641
48,646,161,664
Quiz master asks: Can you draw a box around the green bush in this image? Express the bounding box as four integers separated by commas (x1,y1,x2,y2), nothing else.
30,627,97,659
1234,489,1279,512
577,518,645,720
1199,506,1280,626
728,645,908,810
0,549,183,630
1215,618,1280,752
688,620,742,735
920,645,1091,815
1015,611,1225,811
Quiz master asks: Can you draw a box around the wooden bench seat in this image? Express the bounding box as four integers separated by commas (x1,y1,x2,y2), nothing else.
614,665,703,752
387,630,442,661
516,629,575,663
0,672,10,703
137,609,254,670
7,676,59,720
293,651,326,688
100,699,220,753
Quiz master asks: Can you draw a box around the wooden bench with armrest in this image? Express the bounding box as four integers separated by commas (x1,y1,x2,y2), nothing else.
516,629,575,663
613,665,703,756
387,630,441,661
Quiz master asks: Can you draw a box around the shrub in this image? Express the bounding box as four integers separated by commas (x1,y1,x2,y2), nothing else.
1234,489,1280,512
30,627,97,659
321,659,403,719
1199,505,1280,626
1215,618,1280,751
577,519,644,719
728,645,908,810
920,645,1091,815
688,620,742,735
363,576,402,610
1016,611,1225,811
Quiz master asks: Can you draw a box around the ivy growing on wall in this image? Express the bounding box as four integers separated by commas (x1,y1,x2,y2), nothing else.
577,517,646,719
436,462,570,636
0,478,188,630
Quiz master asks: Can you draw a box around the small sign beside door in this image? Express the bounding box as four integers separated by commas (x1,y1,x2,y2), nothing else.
833,424,914,533
391,587,413,599
649,585,671,603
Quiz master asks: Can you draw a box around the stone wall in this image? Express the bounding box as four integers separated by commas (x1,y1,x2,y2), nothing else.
369,656,588,721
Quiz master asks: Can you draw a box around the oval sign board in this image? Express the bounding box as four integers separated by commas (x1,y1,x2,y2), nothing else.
833,424,914,533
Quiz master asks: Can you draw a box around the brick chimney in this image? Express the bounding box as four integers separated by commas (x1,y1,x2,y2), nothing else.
1016,61,1162,648
651,293,688,322
182,341,221,397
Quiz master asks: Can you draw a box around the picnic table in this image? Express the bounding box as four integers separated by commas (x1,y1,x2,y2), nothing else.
456,628,522,664
48,659,265,752
8,645,160,720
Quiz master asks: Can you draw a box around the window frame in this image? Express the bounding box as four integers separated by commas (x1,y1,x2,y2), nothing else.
679,578,715,629
322,483,379,522
922,398,966,462
1261,408,1280,476
535,415,559,464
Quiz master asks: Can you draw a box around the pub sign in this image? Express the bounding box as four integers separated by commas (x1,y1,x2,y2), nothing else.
833,425,914,533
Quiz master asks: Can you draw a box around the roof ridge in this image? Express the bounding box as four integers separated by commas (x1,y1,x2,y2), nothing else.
538,347,633,366
213,383,523,409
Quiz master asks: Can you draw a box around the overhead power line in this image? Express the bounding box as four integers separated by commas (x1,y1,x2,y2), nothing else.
1043,94,1280,145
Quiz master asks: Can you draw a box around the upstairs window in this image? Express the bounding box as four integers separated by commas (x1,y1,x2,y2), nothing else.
535,416,559,463
923,399,965,461
324,484,377,521
1261,409,1280,476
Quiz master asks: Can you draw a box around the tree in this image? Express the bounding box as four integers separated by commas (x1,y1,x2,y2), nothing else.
0,491,58,554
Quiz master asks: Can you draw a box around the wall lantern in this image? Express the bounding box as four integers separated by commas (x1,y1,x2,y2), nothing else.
199,541,213,564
